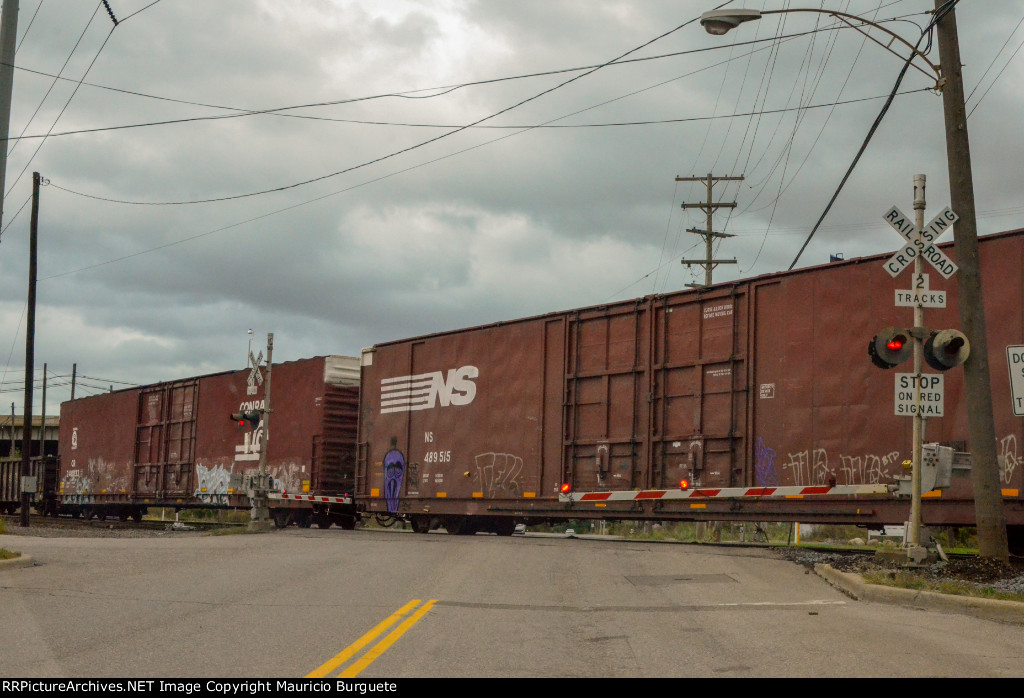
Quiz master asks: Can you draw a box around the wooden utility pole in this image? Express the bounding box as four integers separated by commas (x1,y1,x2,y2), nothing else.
19,171,38,527
934,3,1008,560
0,0,19,235
676,173,744,287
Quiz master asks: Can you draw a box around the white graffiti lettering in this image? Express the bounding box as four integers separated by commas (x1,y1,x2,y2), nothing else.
473,452,523,498
195,464,234,496
782,449,831,486
999,435,1019,485
781,447,902,486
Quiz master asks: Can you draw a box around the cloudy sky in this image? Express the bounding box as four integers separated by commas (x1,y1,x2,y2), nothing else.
1,0,1022,410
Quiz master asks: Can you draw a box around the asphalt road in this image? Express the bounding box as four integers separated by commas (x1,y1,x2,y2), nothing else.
2,528,1022,678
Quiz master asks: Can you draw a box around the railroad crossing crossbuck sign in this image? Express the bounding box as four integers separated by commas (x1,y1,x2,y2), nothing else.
882,205,959,279
247,350,264,396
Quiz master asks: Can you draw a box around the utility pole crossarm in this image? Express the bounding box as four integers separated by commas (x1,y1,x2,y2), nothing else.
680,202,738,210
676,175,745,182
686,227,734,239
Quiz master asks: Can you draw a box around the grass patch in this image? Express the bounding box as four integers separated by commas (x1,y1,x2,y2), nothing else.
0,548,20,560
146,508,252,525
208,525,255,536
861,570,1024,603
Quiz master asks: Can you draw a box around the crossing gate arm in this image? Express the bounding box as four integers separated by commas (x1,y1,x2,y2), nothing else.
559,484,891,504
267,492,353,504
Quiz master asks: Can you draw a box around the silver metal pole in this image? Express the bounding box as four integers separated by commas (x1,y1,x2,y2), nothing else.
909,174,926,550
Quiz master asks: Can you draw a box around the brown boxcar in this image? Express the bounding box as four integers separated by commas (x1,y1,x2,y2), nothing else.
355,229,1024,538
58,355,359,526
0,456,58,515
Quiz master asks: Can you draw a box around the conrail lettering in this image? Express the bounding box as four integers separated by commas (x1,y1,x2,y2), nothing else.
380,366,478,414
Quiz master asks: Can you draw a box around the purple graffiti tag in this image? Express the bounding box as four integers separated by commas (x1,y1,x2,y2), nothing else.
755,437,779,487
383,449,405,515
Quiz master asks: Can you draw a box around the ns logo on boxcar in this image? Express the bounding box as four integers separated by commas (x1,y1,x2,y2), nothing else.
380,366,478,414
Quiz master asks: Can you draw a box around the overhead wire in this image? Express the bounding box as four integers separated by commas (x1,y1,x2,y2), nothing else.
788,0,959,270
2,27,857,144
3,3,102,182
3,3,117,221
0,191,33,236
39,7,932,281
965,12,1024,119
14,0,44,54
738,0,870,218
39,65,933,278
38,2,738,208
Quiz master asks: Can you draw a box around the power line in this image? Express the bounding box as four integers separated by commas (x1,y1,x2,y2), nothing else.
14,0,44,54
33,87,928,159
788,0,958,270
39,92,932,276
3,3,102,191
34,4,799,208
4,13,116,210
3,26,847,143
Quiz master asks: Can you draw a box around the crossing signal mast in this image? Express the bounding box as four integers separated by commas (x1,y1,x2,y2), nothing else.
865,174,982,562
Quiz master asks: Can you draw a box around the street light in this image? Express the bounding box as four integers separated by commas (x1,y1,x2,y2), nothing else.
699,8,943,88
699,9,762,36
699,3,1008,560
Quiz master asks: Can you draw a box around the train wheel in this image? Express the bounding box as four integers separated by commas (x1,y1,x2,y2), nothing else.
80,506,93,521
315,514,332,529
410,516,430,534
338,516,356,531
131,509,143,523
272,511,291,529
118,510,130,522
96,508,108,522
297,513,312,528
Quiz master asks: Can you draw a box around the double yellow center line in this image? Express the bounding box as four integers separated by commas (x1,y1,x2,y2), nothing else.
306,599,437,678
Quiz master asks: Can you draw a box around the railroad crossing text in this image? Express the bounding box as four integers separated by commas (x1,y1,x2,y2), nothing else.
894,373,945,417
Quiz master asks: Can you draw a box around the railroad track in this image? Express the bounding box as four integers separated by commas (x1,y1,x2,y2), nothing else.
1,512,244,532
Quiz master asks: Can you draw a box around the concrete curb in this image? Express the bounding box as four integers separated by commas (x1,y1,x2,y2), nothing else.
815,563,1024,625
0,553,34,571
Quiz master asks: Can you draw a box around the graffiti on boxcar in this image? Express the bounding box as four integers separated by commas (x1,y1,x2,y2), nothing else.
63,468,89,493
270,463,306,492
473,452,523,498
999,434,1019,484
778,446,902,486
62,459,131,494
195,464,233,497
754,438,779,487
782,449,830,486
838,451,899,485
383,449,406,514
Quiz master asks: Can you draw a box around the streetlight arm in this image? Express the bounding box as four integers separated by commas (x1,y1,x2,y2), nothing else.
701,7,943,89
